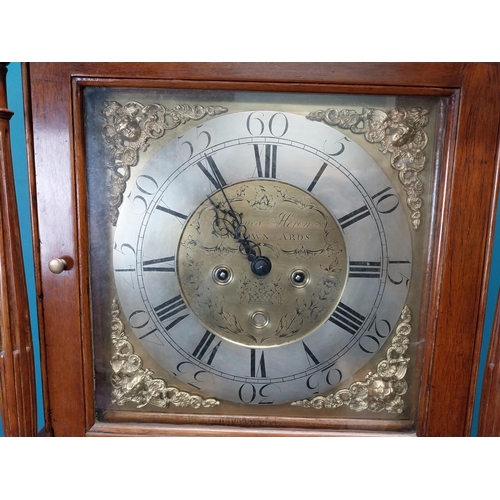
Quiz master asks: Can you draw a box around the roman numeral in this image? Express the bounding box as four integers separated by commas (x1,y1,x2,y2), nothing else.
138,326,159,340
250,349,267,378
154,295,189,330
339,186,400,230
156,205,188,220
349,260,381,278
338,205,370,229
143,256,175,273
302,341,320,366
329,302,366,336
197,156,227,188
254,144,277,178
114,266,135,272
307,162,328,192
192,331,221,365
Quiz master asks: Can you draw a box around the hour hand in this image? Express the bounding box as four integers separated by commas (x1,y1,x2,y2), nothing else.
207,194,272,276
207,194,241,239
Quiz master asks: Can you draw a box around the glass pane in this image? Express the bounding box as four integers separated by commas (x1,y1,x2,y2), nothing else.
83,86,445,432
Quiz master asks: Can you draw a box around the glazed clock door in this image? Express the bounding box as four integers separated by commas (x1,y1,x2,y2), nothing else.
24,63,500,436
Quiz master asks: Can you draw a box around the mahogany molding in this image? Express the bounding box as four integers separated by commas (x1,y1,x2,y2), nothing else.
23,62,500,436
0,63,37,436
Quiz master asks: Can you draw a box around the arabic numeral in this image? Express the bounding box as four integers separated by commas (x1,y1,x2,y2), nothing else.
246,112,289,138
237,383,279,405
127,174,159,214
177,125,212,160
359,317,392,354
388,258,412,287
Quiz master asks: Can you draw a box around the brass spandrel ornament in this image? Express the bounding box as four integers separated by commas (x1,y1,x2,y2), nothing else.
307,106,429,229
110,299,220,409
291,305,412,413
102,101,228,224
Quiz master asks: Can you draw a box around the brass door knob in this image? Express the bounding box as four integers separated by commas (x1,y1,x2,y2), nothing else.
48,258,67,274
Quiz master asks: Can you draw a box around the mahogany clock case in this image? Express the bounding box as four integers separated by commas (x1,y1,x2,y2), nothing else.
21,63,500,437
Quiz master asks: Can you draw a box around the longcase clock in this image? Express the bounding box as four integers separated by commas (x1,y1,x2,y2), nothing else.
21,63,500,436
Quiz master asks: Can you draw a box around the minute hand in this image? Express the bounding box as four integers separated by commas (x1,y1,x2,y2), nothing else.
206,173,272,276
207,192,258,259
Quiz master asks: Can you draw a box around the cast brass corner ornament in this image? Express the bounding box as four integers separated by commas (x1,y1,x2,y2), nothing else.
110,299,220,409
291,305,412,413
102,101,228,225
307,107,428,230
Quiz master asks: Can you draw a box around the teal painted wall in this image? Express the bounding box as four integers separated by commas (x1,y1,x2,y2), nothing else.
471,197,500,435
1,63,498,436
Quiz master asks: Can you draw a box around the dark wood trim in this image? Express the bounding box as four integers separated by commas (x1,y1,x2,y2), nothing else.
86,420,414,437
100,408,414,434
419,63,500,436
415,90,462,434
31,62,467,88
24,63,86,436
22,64,52,436
72,76,458,97
0,63,37,436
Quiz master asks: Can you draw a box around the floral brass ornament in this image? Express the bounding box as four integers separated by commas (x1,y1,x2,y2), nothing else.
110,299,220,409
291,306,412,413
307,107,429,230
102,100,228,225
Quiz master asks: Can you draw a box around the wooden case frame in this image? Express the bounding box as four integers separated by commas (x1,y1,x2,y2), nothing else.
20,62,500,437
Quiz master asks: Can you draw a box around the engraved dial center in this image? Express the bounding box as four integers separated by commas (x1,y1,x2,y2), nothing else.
177,180,348,347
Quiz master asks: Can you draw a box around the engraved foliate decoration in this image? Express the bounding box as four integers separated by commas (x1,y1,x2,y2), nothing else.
307,106,429,229
291,305,412,413
102,101,228,225
177,180,348,347
110,300,220,409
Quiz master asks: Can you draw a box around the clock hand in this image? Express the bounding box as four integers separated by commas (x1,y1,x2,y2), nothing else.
207,192,272,277
205,159,258,255
207,193,258,257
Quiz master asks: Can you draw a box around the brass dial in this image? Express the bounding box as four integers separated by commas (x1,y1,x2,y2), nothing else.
177,180,348,347
112,109,412,405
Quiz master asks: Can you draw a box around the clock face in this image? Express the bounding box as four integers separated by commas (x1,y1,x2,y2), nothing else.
112,110,412,405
